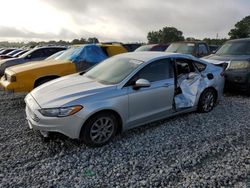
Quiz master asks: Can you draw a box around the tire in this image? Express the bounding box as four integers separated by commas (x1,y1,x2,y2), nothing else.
80,112,118,147
198,88,216,113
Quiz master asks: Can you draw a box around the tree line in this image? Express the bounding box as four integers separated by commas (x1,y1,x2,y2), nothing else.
147,15,250,45
0,37,99,48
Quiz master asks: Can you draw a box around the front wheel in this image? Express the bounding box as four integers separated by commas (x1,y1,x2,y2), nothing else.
80,112,118,147
198,88,216,113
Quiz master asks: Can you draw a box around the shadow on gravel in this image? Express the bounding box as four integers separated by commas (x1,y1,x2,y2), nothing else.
224,89,250,97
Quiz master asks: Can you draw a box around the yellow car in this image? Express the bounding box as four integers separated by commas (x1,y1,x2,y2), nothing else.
0,44,127,93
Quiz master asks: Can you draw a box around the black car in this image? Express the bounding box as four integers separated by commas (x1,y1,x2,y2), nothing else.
0,46,66,76
134,44,169,52
204,38,250,91
0,48,17,55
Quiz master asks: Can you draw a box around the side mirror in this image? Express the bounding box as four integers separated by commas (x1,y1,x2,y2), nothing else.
133,79,151,89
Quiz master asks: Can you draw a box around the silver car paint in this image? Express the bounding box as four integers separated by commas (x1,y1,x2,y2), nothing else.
25,52,224,139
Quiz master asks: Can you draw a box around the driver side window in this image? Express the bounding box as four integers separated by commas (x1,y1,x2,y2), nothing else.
128,59,173,85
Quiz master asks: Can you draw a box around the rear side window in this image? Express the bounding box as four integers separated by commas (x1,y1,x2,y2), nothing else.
136,59,173,82
193,61,206,72
29,49,46,58
151,46,167,52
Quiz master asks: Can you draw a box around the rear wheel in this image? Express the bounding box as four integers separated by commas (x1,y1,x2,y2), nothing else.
198,88,216,113
80,112,118,147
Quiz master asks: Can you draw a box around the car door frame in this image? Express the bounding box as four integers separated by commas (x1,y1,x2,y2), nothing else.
121,57,176,129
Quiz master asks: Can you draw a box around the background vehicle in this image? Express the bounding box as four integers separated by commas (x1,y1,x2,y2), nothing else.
25,52,224,146
0,48,17,55
166,41,210,57
209,45,221,53
204,38,250,91
0,44,127,92
0,46,66,76
45,50,65,60
135,44,169,52
122,43,142,52
12,50,29,58
0,49,23,60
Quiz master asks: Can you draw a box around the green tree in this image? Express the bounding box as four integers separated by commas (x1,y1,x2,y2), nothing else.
71,38,87,45
87,37,99,44
147,31,160,44
147,26,184,44
228,15,250,39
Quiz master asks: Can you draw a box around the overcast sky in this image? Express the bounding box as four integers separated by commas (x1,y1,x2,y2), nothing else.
0,0,249,42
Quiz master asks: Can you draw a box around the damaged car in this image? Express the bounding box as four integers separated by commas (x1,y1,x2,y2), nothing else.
25,52,224,146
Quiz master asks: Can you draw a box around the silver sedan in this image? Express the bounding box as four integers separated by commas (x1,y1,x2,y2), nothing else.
25,52,224,146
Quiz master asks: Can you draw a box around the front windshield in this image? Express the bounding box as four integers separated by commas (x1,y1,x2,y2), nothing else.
166,43,195,54
55,47,82,61
216,41,250,55
85,56,143,84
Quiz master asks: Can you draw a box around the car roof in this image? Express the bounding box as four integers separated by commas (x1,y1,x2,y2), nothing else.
171,41,205,44
115,52,195,62
33,46,66,50
228,38,250,42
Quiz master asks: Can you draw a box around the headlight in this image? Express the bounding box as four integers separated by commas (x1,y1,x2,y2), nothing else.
39,105,83,117
5,73,16,82
228,61,250,70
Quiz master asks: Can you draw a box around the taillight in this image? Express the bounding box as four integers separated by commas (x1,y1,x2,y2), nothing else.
220,71,225,77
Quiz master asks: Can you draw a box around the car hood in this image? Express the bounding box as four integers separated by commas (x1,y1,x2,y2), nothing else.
31,74,116,108
204,54,250,61
8,60,70,73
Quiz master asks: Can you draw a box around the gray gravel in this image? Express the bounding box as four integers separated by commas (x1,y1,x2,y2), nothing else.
0,91,250,187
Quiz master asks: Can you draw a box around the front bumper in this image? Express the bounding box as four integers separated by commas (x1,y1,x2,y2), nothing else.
0,76,29,93
25,94,86,139
224,70,250,91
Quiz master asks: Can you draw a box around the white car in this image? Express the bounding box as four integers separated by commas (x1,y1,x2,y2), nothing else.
25,52,224,146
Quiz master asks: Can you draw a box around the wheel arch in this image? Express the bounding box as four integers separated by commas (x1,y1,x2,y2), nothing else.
201,86,218,102
79,109,123,139
34,75,60,88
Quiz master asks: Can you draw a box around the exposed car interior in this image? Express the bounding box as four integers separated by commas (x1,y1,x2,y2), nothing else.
174,58,203,110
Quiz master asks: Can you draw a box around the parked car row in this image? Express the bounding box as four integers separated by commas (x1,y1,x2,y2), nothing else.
0,38,249,147
0,44,127,92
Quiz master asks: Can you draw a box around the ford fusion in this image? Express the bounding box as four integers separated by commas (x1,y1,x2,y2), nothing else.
25,52,224,146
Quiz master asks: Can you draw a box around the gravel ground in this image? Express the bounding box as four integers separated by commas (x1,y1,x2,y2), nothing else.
0,91,250,187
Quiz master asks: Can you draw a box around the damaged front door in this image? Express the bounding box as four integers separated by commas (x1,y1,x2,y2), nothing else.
174,58,206,109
